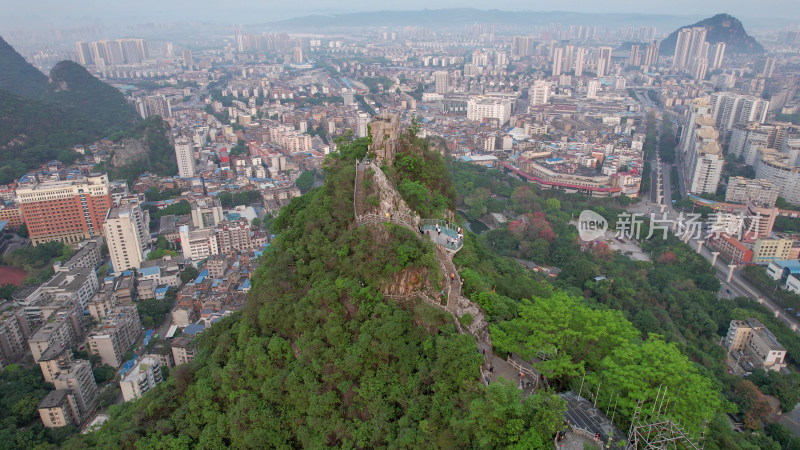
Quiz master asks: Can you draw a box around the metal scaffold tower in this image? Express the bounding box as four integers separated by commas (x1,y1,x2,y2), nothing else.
625,386,708,450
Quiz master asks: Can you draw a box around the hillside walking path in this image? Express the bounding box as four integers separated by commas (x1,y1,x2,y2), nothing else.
353,159,504,382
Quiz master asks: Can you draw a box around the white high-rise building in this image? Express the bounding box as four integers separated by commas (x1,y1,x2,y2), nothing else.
755,148,800,205
587,79,601,99
725,177,780,207
563,44,575,73
710,92,770,136
644,41,660,66
672,29,692,68
628,44,641,67
467,97,512,124
680,98,714,153
175,137,196,178
434,70,449,95
685,114,724,194
673,27,707,71
551,47,563,76
495,52,508,68
710,42,726,69
135,95,171,120
342,89,355,106
692,58,709,80
687,28,708,68
763,57,777,78
356,112,370,138
728,123,779,165
596,47,612,77
512,36,535,57
529,80,550,106
103,201,148,273
574,47,585,76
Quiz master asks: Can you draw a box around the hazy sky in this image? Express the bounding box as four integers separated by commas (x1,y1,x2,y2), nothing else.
1,0,798,29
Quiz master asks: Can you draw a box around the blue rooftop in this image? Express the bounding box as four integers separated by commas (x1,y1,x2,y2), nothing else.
184,324,205,335
138,266,160,277
773,260,800,273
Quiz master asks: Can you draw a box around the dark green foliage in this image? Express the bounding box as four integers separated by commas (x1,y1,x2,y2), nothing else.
96,386,119,410
775,112,800,126
765,423,800,450
2,241,73,269
774,215,800,233
229,139,247,156
144,200,191,227
450,160,797,448
68,138,565,449
0,91,108,183
387,135,456,218
361,76,394,93
746,369,800,412
659,119,676,163
0,35,48,99
0,364,78,449
136,295,174,329
217,190,261,208
295,170,315,193
93,365,116,384
180,267,199,284
261,213,275,233
144,187,181,202
0,44,141,183
47,61,139,132
146,248,178,261
355,94,376,116
106,116,177,181
0,283,17,300
15,222,27,238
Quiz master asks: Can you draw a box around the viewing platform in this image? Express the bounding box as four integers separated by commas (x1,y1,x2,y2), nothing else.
420,219,464,253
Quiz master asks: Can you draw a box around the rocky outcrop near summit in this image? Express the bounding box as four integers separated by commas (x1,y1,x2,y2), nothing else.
660,14,764,55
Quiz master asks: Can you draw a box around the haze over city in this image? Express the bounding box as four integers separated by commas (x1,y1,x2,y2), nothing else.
1,0,799,30
1,0,800,448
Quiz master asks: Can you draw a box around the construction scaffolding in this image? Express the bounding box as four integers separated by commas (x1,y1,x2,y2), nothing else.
625,386,707,450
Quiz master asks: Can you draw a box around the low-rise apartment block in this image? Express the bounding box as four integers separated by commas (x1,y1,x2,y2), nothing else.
120,356,163,402
87,306,141,368
725,318,787,372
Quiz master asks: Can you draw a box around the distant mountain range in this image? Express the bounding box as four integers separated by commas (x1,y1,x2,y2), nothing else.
264,8,701,32
660,14,764,56
0,35,140,184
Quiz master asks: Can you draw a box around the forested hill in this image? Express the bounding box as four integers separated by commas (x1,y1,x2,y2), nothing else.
0,36,141,184
0,90,106,183
47,61,140,132
0,36,48,99
660,13,764,55
62,128,798,448
65,136,568,449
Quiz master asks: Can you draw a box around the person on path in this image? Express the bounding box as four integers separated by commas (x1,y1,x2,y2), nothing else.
450,272,455,283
